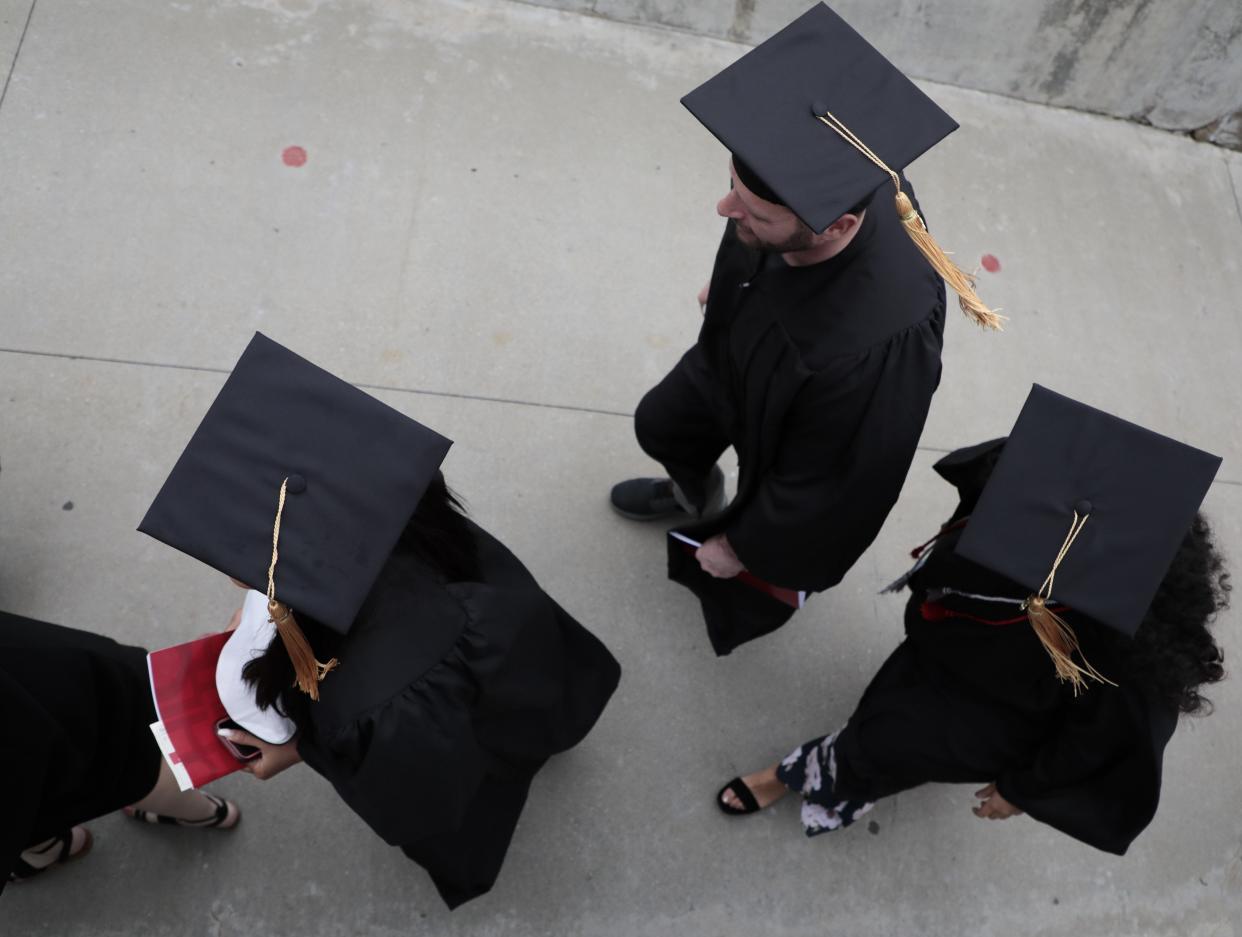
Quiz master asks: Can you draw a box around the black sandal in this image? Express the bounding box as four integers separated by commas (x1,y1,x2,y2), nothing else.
716,777,762,816
8,827,93,883
125,792,240,830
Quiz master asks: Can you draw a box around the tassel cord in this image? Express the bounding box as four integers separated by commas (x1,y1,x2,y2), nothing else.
814,110,1005,331
1023,512,1117,694
267,477,338,700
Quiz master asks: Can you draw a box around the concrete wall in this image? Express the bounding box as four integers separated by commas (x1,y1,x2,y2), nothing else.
532,0,1242,148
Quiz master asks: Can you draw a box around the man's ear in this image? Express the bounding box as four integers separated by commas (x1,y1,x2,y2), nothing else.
824,213,860,239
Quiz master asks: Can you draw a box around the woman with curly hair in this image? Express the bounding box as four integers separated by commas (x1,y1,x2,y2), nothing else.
718,390,1228,855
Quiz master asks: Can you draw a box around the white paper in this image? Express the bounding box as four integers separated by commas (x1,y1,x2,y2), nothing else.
148,720,195,792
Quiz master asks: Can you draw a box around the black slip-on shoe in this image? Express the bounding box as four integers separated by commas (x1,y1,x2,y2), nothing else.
609,465,726,521
609,476,686,520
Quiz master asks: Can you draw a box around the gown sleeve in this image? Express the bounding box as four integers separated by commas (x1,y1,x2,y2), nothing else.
298,670,488,846
994,686,1176,855
295,578,618,849
726,320,943,591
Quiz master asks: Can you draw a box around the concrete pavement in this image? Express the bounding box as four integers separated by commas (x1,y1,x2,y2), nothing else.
1,1,1240,934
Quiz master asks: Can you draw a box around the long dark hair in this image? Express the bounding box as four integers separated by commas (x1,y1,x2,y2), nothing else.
1121,513,1229,715
242,472,479,715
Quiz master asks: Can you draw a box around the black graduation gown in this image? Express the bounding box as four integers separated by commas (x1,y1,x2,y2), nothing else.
0,612,163,894
291,520,621,909
832,441,1177,855
667,189,946,655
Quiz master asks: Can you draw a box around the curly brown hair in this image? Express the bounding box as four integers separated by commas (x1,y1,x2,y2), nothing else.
1122,513,1229,715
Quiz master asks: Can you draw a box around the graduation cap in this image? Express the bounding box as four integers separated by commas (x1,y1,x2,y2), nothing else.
682,2,1002,330
955,385,1222,692
139,332,452,699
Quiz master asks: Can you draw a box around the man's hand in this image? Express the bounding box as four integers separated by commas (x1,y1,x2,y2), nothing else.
696,533,745,579
698,281,710,314
219,727,303,781
972,783,1024,820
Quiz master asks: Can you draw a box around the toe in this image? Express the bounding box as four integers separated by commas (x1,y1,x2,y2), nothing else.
69,826,93,860
219,799,242,830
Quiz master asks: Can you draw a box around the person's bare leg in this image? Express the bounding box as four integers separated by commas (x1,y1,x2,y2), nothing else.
128,759,237,825
721,762,787,811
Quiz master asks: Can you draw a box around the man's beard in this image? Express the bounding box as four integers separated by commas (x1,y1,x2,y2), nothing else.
736,223,816,254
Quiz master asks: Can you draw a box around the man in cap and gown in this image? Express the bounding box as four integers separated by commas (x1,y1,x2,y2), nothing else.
139,333,621,908
718,386,1227,854
610,3,1002,656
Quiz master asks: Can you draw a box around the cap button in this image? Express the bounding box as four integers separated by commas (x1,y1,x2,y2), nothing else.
1074,499,1092,515
286,474,307,495
810,100,828,117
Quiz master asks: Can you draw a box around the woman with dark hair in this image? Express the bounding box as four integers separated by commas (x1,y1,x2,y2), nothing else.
215,472,620,908
717,422,1228,854
139,334,621,909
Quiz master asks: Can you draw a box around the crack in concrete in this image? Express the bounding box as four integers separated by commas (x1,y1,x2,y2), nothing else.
1227,155,1242,233
727,0,756,44
0,0,37,117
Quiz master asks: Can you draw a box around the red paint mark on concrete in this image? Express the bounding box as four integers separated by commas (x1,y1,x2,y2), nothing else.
282,146,307,167
980,253,1001,273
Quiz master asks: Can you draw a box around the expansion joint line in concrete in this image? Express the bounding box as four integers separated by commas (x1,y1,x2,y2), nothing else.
0,346,633,419
0,0,37,117
2,346,1238,485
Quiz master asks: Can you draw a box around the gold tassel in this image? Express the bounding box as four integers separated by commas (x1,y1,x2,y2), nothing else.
265,476,338,700
895,191,1005,331
1024,596,1115,696
1021,510,1115,694
268,600,339,702
810,109,1004,332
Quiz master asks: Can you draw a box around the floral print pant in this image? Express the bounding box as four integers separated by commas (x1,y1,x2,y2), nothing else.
775,731,875,836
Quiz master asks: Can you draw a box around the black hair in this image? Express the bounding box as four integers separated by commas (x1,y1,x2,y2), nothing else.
1118,513,1229,715
732,154,873,227
241,472,479,716
732,155,783,205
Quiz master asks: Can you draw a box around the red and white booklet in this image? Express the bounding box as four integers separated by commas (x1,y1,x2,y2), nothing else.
147,631,241,792
670,531,806,609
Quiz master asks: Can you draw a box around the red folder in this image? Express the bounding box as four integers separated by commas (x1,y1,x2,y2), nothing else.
147,632,242,791
669,532,806,609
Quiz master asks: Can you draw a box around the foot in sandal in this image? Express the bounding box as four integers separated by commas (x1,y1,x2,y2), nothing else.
124,791,240,829
717,763,787,815
9,826,93,882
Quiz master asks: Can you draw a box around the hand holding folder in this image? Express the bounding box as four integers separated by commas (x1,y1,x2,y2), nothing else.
147,590,299,791
669,531,806,609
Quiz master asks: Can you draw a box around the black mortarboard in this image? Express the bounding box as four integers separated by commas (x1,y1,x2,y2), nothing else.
955,385,1221,687
140,333,451,695
682,2,1002,330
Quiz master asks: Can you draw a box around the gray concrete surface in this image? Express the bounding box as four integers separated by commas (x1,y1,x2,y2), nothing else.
535,0,1242,147
1,1,1240,935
